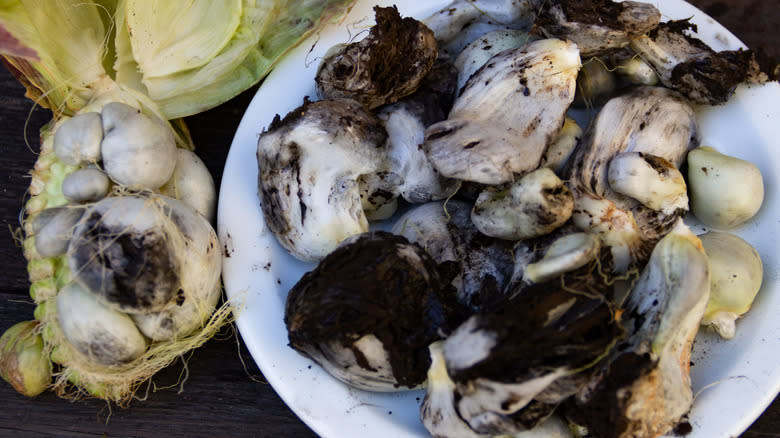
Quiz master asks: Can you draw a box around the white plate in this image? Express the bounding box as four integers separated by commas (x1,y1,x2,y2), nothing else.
218,1,780,437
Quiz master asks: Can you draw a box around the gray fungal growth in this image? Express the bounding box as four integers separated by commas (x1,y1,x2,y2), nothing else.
630,20,770,105
66,193,221,336
69,208,179,314
421,252,623,437
61,167,110,203
470,168,574,241
315,6,438,110
257,98,389,262
52,111,103,166
423,38,581,185
56,282,147,366
100,102,177,190
284,231,460,391
564,86,698,270
376,60,461,204
251,2,773,436
532,0,661,57
392,201,515,313
563,223,710,438
33,206,84,258
421,0,535,58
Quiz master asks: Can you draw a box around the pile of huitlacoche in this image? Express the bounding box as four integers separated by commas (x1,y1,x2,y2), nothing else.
256,2,771,437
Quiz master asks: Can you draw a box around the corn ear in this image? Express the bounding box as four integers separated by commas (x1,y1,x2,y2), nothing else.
11,120,230,404
1,0,357,404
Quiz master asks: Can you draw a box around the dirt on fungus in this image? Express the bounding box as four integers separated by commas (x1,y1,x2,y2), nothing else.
284,231,461,389
314,6,438,109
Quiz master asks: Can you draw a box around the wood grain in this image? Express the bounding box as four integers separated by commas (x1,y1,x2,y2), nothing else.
0,1,777,437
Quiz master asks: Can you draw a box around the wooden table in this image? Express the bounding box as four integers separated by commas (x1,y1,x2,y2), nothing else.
0,1,777,436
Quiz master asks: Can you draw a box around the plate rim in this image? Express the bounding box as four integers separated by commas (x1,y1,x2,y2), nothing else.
217,1,780,437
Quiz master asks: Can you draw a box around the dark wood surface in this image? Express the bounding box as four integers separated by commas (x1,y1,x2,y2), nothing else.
0,1,777,437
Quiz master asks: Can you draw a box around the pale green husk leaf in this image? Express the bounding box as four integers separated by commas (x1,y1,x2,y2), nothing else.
0,0,356,119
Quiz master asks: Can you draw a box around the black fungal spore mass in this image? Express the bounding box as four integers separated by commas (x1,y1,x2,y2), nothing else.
284,231,458,388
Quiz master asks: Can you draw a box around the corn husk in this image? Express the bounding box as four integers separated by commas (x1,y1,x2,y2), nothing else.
0,0,356,404
0,0,355,119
